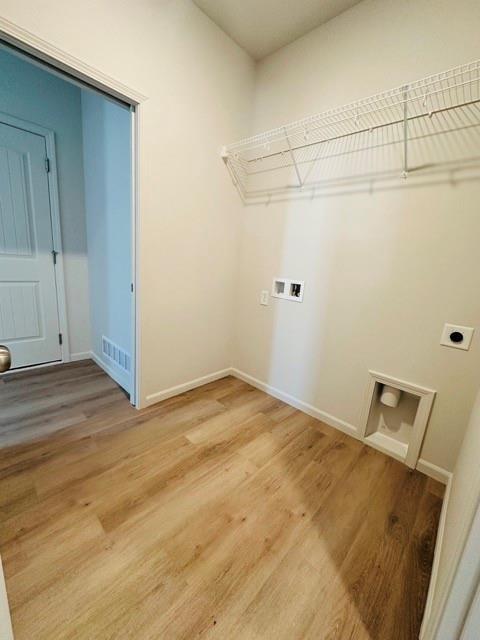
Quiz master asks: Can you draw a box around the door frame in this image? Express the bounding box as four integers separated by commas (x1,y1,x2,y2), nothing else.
422,494,480,639
0,16,147,407
0,111,71,364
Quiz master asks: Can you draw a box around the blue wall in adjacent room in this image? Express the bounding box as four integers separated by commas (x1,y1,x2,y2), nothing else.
81,90,132,393
0,47,91,356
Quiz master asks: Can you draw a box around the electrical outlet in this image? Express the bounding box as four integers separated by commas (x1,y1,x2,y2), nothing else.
260,290,269,306
440,324,474,351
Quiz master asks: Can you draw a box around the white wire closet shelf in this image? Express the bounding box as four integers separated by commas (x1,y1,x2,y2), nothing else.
221,59,480,201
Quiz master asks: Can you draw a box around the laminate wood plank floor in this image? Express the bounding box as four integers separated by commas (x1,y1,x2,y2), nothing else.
0,360,443,639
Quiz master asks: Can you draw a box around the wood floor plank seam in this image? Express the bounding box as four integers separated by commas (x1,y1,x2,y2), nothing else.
0,361,443,639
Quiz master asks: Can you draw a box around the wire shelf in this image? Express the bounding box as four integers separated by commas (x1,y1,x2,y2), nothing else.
222,59,480,201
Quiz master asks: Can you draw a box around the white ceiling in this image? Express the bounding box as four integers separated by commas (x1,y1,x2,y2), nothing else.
193,0,364,60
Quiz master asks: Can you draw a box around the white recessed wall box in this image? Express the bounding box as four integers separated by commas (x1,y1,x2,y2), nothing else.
272,278,304,302
440,323,474,351
360,371,436,468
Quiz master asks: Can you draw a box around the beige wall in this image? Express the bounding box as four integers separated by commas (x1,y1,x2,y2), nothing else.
233,0,480,472
0,0,255,404
423,389,480,637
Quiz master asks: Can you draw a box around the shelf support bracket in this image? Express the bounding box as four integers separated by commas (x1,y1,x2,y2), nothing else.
402,85,409,178
284,127,303,187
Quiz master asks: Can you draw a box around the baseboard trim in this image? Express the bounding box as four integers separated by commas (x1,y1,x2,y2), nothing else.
230,368,358,439
0,554,13,640
420,473,453,638
70,351,92,362
145,368,233,406
143,366,451,490
416,458,452,485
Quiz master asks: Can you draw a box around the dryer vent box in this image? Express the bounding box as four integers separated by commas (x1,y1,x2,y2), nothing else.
360,372,436,469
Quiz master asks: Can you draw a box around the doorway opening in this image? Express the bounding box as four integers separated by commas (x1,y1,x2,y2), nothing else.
0,42,138,408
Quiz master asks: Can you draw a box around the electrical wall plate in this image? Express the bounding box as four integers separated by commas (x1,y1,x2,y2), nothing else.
272,278,304,302
260,290,269,306
440,323,474,351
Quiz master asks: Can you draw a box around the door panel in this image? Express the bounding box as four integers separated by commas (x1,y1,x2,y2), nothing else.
0,146,34,256
0,282,41,340
0,122,61,369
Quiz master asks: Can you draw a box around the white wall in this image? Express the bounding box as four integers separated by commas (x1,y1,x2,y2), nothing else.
81,90,132,392
233,0,480,472
422,389,480,637
0,0,255,406
0,47,91,357
0,559,12,640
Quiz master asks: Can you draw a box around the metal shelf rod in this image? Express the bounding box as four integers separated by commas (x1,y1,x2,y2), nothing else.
246,97,480,165
222,59,480,200
228,70,480,153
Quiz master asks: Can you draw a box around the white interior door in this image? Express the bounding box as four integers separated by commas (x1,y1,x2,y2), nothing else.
0,122,61,369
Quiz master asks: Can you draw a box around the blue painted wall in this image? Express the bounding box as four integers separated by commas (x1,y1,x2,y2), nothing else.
81,91,132,393
0,47,91,356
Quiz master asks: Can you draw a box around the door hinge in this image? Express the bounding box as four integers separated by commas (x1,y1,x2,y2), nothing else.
45,157,51,173
58,333,63,345
130,283,134,293
52,249,58,265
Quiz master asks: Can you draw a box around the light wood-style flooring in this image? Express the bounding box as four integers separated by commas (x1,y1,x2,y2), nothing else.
0,360,443,639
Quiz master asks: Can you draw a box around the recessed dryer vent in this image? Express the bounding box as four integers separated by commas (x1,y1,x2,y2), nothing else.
360,371,436,468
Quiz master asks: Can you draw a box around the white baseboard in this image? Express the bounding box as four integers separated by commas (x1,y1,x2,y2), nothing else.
144,368,233,406
420,473,453,638
144,365,450,489
230,368,358,439
90,351,130,394
416,458,452,485
70,351,92,362
0,555,13,640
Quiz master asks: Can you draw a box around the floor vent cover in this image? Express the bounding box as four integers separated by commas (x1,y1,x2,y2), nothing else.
102,336,131,373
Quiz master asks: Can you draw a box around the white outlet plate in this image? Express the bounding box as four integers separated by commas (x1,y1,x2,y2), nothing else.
260,290,269,306
440,323,474,351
